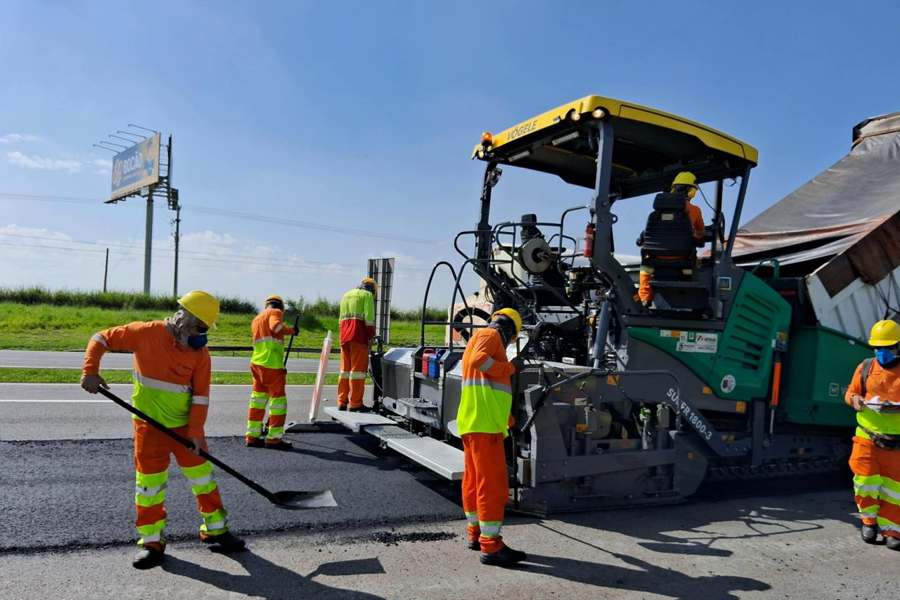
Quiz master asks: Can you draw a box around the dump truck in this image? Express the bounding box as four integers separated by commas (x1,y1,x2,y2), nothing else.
324,96,897,515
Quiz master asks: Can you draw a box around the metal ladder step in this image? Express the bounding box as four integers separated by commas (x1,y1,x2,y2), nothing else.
366,424,464,481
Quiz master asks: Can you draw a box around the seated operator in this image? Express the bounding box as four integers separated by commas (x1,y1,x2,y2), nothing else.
636,171,705,306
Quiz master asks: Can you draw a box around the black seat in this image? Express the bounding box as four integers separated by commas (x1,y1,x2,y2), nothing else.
638,192,709,310
639,192,696,271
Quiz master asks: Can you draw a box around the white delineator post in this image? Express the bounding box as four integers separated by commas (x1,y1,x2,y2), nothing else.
309,331,333,422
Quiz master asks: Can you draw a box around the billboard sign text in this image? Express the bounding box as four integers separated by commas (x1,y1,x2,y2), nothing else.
110,132,161,201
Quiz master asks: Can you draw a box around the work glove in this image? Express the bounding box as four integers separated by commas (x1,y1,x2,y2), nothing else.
80,373,108,394
849,394,866,412
188,436,207,456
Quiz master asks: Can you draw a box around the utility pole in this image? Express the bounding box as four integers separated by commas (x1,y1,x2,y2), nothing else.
143,192,153,295
166,134,180,297
103,248,109,293
173,201,181,297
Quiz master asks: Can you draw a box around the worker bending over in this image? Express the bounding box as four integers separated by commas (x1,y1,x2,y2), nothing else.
337,277,377,411
637,171,706,305
846,318,900,550
81,290,244,569
458,308,527,568
246,294,295,450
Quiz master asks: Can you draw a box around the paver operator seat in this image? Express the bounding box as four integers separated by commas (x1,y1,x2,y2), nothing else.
638,191,709,310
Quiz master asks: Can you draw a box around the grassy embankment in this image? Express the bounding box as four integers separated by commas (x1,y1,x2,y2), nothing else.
0,287,446,384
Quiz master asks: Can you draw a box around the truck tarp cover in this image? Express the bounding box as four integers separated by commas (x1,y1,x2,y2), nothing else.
733,112,900,291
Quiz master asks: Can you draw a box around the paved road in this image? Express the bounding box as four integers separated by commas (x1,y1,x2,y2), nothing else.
1,481,889,599
0,349,339,372
0,383,366,440
0,434,461,552
1,380,892,599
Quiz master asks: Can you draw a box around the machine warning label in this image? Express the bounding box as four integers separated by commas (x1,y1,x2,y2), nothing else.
669,331,718,353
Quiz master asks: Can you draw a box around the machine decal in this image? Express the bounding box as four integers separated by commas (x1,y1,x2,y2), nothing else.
666,387,713,441
720,374,737,393
675,332,718,354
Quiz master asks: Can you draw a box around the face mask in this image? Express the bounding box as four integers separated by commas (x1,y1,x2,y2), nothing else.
875,348,898,367
187,334,208,349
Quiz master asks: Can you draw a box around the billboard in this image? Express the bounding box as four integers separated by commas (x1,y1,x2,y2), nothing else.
109,132,161,201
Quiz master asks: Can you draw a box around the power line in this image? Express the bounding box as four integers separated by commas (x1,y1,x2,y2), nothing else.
0,191,439,245
0,232,432,273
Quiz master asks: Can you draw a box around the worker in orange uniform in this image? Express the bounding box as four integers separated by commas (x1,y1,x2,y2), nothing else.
458,307,527,568
80,290,244,570
846,319,900,550
246,294,296,450
637,171,706,305
338,277,377,412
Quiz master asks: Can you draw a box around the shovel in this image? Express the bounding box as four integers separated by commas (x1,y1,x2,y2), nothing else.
97,387,337,510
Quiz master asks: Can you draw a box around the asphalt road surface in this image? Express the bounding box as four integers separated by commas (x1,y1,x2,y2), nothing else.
0,349,339,372
0,379,894,599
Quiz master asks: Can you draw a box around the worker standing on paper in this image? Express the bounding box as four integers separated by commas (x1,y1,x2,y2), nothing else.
846,319,900,550
457,308,527,568
246,294,295,450
80,290,245,569
337,277,377,412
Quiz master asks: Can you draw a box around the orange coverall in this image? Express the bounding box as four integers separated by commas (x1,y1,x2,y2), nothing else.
846,359,900,537
247,308,295,444
638,201,705,303
83,321,229,549
458,327,517,554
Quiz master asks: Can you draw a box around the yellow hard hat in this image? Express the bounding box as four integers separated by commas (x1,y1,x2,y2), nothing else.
178,290,220,329
361,277,378,294
869,319,900,347
492,308,523,335
265,295,283,305
671,171,698,189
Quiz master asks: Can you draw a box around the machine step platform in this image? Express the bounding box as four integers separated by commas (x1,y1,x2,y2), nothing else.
322,407,396,432
322,407,465,480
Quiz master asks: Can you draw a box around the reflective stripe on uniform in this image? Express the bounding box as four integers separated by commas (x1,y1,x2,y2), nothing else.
192,396,209,406
131,371,193,428
200,508,228,535
91,333,109,348
478,357,495,372
268,397,287,416
182,461,218,496
133,372,191,394
461,378,512,395
479,521,502,537
137,519,166,545
465,512,479,525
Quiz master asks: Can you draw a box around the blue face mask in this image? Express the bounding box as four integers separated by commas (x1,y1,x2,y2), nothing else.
875,347,898,367
187,334,208,349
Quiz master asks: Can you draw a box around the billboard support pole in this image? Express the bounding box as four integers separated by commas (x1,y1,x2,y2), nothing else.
173,203,180,297
144,195,153,295
103,248,109,293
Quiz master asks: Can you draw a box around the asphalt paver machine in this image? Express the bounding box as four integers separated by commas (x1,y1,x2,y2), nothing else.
332,96,863,515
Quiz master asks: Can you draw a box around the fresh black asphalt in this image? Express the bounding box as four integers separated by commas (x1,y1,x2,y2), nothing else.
0,433,463,552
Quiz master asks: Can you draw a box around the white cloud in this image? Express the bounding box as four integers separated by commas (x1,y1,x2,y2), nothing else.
91,158,111,175
0,133,41,144
6,151,84,173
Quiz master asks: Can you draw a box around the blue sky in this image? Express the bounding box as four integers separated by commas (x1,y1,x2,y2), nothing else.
1,1,898,308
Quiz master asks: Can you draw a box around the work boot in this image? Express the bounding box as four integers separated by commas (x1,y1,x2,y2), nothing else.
337,404,348,411
265,439,293,451
245,437,264,448
132,544,165,570
861,523,879,544
467,538,481,551
202,531,246,553
480,544,527,567
349,405,370,413
886,536,900,551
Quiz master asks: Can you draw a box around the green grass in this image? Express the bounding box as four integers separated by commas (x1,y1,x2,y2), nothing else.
0,367,350,385
0,286,256,313
0,302,444,351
